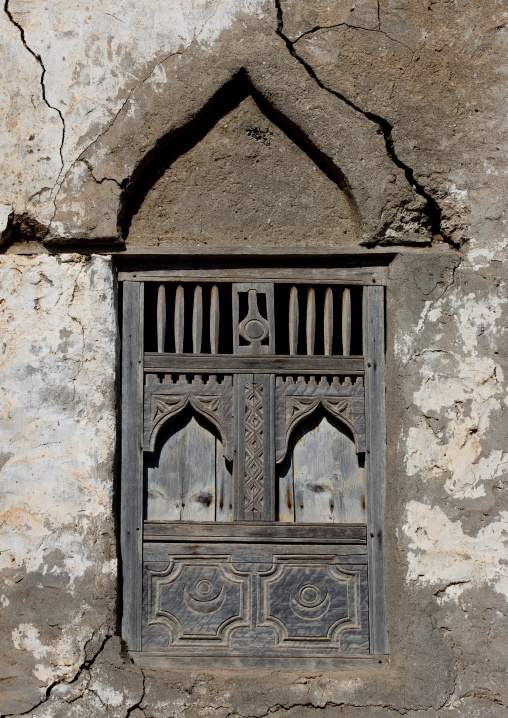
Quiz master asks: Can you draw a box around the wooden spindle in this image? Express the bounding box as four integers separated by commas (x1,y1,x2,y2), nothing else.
324,287,333,356
289,286,298,355
210,285,219,354
342,287,351,356
306,287,316,356
174,284,184,353
157,284,166,353
192,285,203,354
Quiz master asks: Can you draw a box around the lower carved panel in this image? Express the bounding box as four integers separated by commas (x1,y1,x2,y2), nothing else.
142,540,369,657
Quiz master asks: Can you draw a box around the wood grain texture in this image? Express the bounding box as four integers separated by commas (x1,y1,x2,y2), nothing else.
292,414,365,524
121,281,144,651
363,285,388,655
324,287,333,356
146,414,217,522
289,286,298,356
233,282,275,355
157,284,166,353
174,284,184,353
140,541,369,657
210,284,219,354
342,287,351,356
143,521,367,543
192,285,203,354
144,354,364,374
306,287,316,356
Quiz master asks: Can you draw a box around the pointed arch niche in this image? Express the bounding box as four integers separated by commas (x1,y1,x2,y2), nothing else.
122,76,361,247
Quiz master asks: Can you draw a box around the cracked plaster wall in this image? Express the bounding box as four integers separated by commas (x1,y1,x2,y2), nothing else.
0,1,508,717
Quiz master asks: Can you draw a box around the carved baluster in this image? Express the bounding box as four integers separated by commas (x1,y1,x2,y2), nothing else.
324,287,333,356
306,287,315,356
174,284,184,353
210,284,219,354
157,284,166,353
192,285,203,354
289,286,298,355
342,287,351,356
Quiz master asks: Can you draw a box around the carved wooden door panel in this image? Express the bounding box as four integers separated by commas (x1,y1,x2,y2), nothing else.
120,261,387,667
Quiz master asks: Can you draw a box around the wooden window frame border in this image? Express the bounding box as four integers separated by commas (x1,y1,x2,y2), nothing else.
116,249,388,666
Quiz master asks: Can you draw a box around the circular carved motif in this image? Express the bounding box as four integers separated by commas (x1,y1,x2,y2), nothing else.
195,579,213,597
244,318,267,340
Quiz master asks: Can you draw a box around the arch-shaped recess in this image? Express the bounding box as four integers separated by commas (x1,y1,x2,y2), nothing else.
277,410,365,524
276,396,364,467
120,72,361,245
147,393,233,462
145,408,232,522
49,28,420,244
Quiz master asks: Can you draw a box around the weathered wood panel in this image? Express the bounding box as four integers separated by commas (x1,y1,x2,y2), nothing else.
292,414,365,524
121,281,144,651
363,284,388,655
141,540,369,657
146,414,217,521
144,353,364,374
143,521,367,543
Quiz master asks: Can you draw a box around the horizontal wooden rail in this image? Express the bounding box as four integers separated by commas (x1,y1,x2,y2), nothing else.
144,353,365,374
118,266,387,285
143,521,367,543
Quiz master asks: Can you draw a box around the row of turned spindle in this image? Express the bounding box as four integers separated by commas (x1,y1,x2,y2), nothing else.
155,285,352,356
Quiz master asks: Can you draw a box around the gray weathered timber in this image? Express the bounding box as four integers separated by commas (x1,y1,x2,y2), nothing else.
274,375,366,462
174,284,184,353
324,287,333,356
216,437,233,521
342,287,351,356
192,285,203,354
146,413,217,522
118,265,388,284
141,540,369,657
306,287,316,355
121,281,144,651
143,374,234,460
157,284,166,353
292,414,366,524
233,282,275,355
289,285,298,356
144,353,364,374
363,284,388,655
143,521,367,543
210,284,219,354
130,654,387,670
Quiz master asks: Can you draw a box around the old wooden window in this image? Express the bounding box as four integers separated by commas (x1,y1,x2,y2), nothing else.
119,257,387,668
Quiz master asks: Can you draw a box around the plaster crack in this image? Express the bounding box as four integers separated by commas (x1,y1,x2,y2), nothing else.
126,672,146,717
274,0,455,247
4,0,66,186
292,23,413,53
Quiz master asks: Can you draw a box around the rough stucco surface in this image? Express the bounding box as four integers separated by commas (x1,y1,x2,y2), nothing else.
0,1,507,717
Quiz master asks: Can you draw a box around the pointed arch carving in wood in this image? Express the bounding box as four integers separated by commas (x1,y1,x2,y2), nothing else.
144,374,234,461
275,376,366,465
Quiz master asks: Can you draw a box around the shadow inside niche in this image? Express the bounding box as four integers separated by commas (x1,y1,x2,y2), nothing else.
119,70,358,241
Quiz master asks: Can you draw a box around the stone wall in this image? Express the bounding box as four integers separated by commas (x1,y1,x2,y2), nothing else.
1,1,507,717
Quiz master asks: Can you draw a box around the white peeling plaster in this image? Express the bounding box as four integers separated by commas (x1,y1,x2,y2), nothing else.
0,255,117,686
404,501,508,602
1,0,269,230
403,291,507,500
465,234,508,269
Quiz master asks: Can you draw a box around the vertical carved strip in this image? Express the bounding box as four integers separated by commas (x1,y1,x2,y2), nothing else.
192,285,203,354
244,382,264,519
157,284,166,353
324,287,333,356
210,284,219,354
174,285,184,353
289,286,298,355
342,287,351,356
306,287,315,356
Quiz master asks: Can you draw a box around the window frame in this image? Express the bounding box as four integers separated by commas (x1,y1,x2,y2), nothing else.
118,253,388,664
